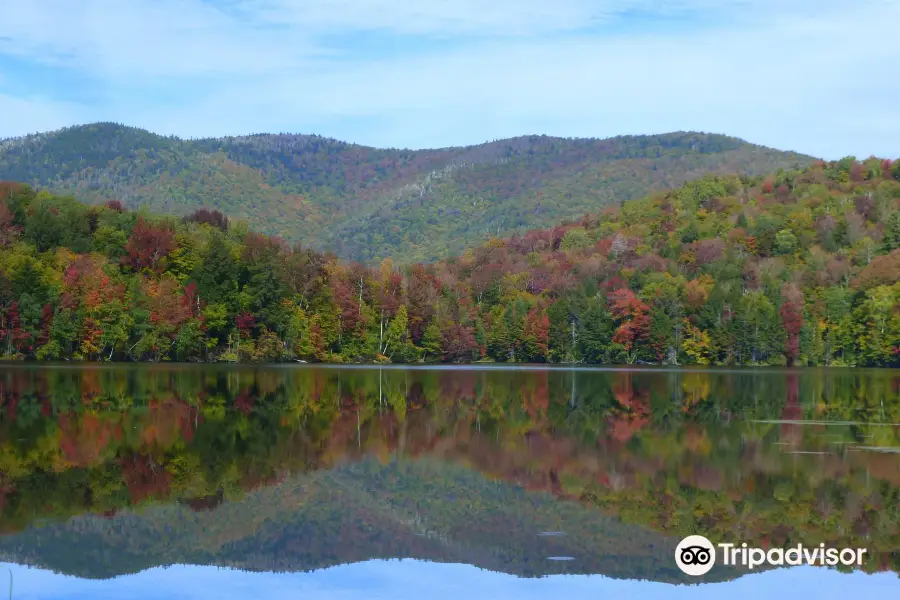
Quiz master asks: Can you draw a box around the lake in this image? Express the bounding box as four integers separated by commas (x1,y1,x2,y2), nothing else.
0,364,898,598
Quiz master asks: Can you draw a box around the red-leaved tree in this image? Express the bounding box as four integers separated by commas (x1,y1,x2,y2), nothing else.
441,322,478,362
780,284,805,366
124,217,175,271
608,288,652,364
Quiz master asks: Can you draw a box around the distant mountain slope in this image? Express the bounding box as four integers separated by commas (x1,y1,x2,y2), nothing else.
0,123,814,262
0,458,728,583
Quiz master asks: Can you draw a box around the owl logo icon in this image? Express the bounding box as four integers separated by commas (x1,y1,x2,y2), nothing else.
675,535,716,576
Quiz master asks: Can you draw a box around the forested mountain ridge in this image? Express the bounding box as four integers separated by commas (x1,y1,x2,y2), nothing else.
0,123,814,262
0,155,898,366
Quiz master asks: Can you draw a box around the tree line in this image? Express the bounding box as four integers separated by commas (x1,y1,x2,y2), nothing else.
0,155,898,365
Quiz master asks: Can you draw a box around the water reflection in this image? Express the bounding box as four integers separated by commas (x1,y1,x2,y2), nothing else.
2,561,899,600
0,365,898,590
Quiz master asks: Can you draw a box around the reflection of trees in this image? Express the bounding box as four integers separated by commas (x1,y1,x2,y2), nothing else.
607,372,650,444
562,370,608,443
0,366,898,573
780,372,803,447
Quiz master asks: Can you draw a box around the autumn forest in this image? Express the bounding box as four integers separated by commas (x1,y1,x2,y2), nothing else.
0,154,898,367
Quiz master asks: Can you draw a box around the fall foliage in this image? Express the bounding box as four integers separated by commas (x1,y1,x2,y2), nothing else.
0,154,898,366
0,124,813,263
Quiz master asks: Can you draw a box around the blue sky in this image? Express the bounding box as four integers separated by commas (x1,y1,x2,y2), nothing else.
0,0,898,158
2,560,899,600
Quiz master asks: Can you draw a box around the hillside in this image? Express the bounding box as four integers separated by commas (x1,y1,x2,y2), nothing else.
0,123,814,262
0,157,898,367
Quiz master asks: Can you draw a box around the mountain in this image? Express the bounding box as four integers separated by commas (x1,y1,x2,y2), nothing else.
0,123,815,262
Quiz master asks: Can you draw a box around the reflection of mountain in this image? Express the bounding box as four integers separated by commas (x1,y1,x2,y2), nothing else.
0,460,756,582
0,366,898,582
0,457,732,583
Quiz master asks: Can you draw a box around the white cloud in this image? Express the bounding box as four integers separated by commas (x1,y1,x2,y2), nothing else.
135,1,900,157
236,0,855,36
0,0,326,79
0,0,897,158
241,0,618,36
0,0,870,77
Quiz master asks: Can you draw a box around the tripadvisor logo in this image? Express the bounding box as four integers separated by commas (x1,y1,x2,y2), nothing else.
676,535,717,576
675,535,868,577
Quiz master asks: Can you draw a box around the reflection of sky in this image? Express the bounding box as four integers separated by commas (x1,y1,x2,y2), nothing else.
2,561,897,600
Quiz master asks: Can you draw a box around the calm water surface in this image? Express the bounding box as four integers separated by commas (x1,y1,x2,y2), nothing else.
0,365,898,598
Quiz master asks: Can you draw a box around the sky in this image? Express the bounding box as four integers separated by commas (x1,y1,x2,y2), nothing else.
3,560,899,600
0,0,898,158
